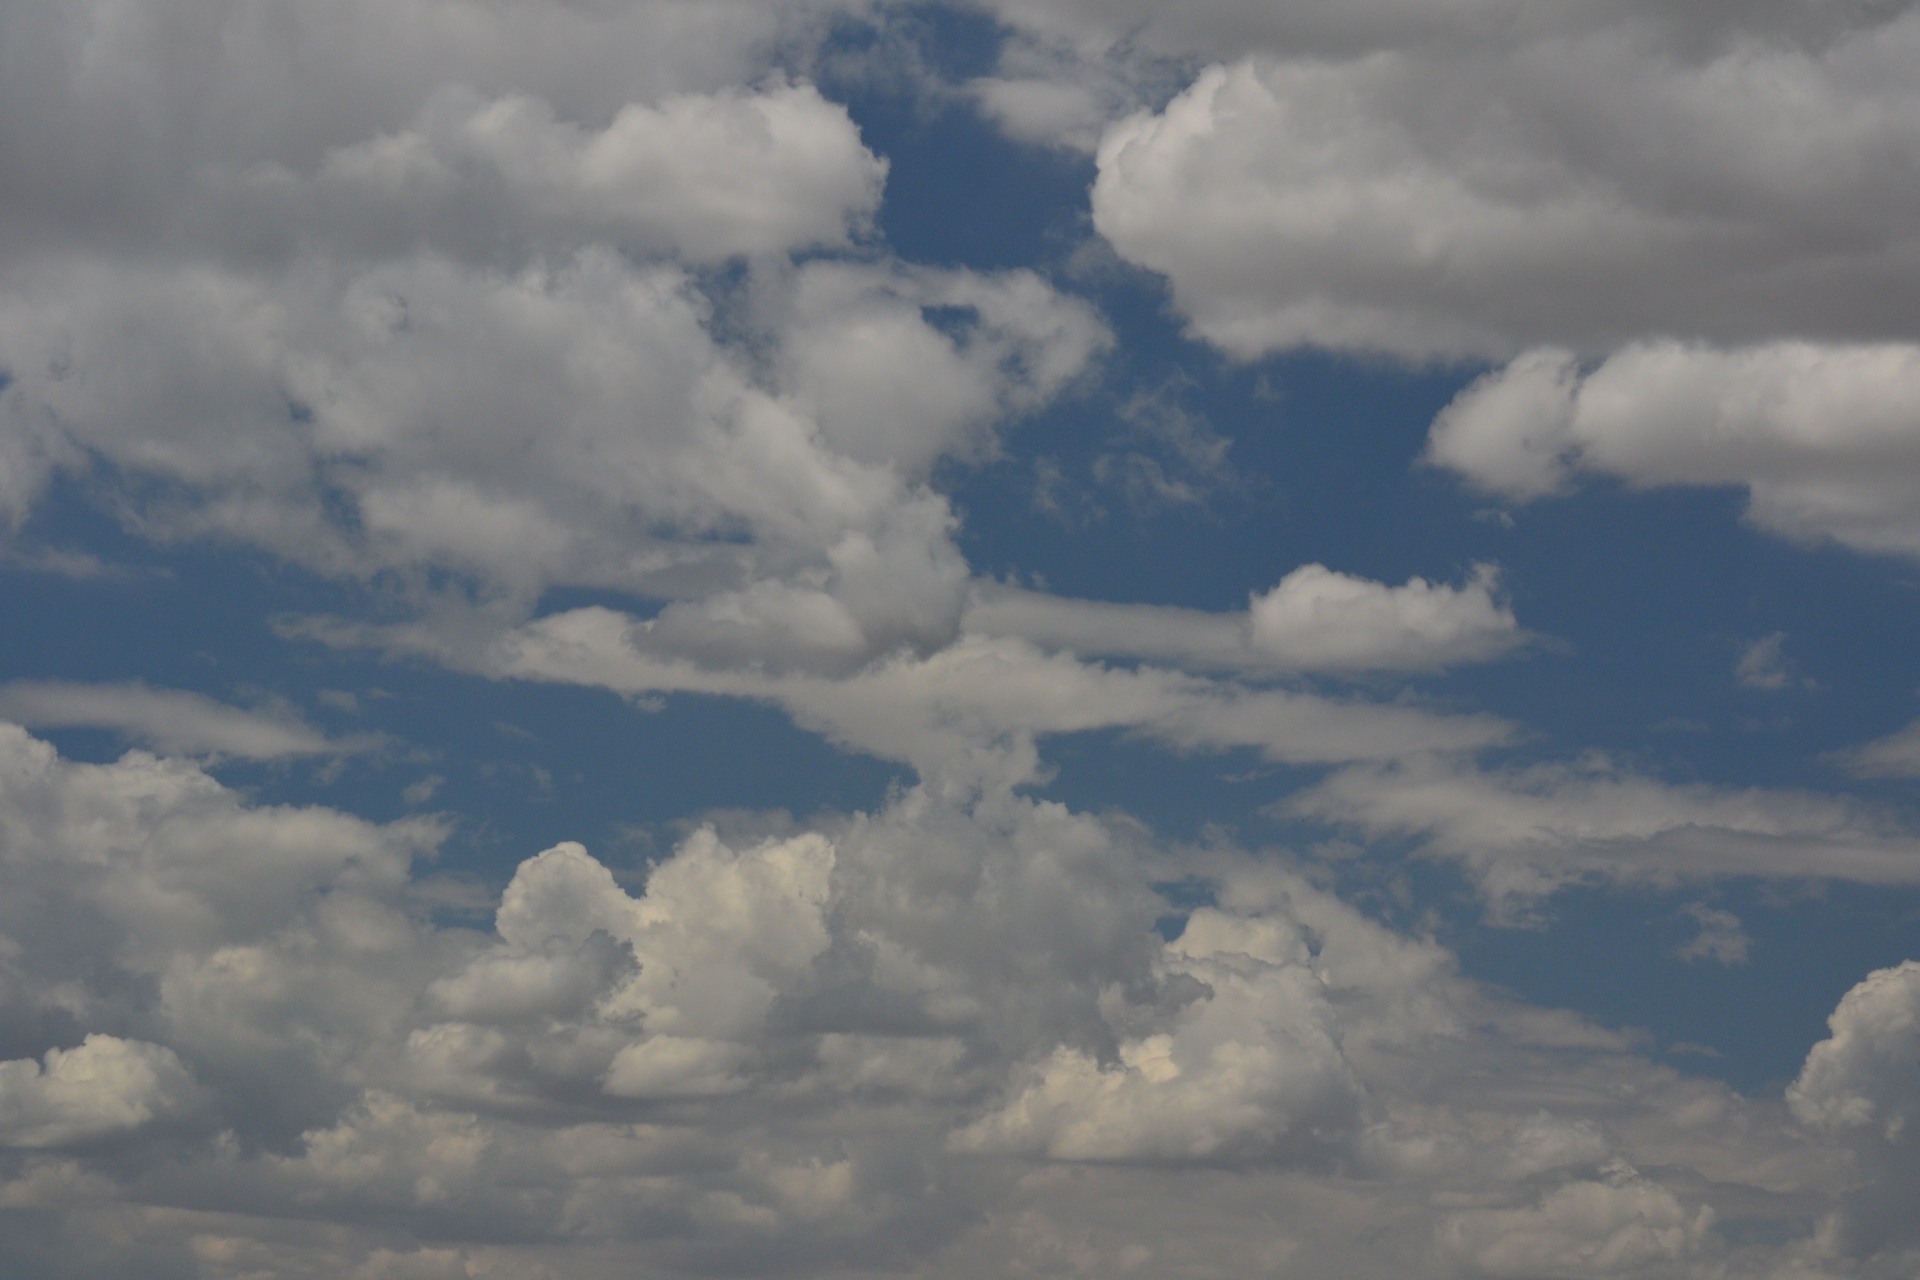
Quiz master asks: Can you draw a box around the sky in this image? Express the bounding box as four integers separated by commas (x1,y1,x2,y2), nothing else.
2,1,1920,1276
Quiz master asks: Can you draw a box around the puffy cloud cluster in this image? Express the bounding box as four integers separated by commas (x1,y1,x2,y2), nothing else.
962,0,1920,570
0,0,1116,683
0,720,1879,1276
981,1,1920,362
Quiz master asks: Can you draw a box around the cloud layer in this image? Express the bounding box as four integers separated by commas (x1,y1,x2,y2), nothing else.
0,721,1891,1277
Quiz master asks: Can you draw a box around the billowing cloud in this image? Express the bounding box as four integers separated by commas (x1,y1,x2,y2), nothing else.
1790,961,1920,1259
0,1035,199,1149
0,720,1878,1276
1428,342,1920,558
964,562,1524,674
1072,6,1920,361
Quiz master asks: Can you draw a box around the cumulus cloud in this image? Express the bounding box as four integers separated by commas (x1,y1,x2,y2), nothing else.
1790,961,1920,1258
0,0,1110,685
0,681,374,759
964,562,1525,674
1070,6,1920,361
0,720,1870,1276
0,248,1107,673
0,1035,199,1148
1291,755,1920,912
1428,342,1920,558
282,80,888,265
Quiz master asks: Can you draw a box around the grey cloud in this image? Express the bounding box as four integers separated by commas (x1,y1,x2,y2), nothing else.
0,723,1886,1276
0,1035,200,1149
1077,7,1920,361
1290,755,1920,913
0,682,376,760
1837,717,1920,778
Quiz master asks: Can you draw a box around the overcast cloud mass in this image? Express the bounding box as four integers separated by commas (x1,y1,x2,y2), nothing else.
1,0,1919,1276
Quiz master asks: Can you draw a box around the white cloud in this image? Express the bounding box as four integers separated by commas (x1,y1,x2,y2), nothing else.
0,1035,199,1148
1077,7,1920,361
0,722,1891,1275
964,562,1524,674
1428,342,1920,558
0,248,1106,674
1789,961,1920,1259
285,80,887,265
0,681,372,759
1291,755,1920,912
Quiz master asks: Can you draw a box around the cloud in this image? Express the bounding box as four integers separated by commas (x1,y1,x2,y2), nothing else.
1736,633,1802,692
1837,717,1920,778
279,80,888,265
1290,755,1920,912
1073,6,1920,361
0,248,1105,673
0,1036,200,1148
964,562,1525,674
0,722,1889,1275
1789,961,1920,1258
0,681,374,759
1428,342,1920,559
443,609,1516,794
0,4,1107,684
1673,904,1750,966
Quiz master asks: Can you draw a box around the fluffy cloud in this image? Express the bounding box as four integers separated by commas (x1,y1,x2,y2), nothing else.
1291,755,1920,912
0,248,1105,672
282,80,888,265
0,0,873,265
0,1036,199,1149
1790,961,1920,1259
963,562,1524,674
1072,5,1920,361
0,720,1875,1276
0,0,1112,684
1428,342,1920,557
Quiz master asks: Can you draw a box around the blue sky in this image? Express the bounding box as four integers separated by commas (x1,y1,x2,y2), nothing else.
4,2,1920,1276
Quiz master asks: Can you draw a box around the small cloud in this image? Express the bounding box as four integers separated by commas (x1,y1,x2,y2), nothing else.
0,547,134,580
1472,508,1516,529
1667,1041,1723,1059
1735,632,1814,691
1836,717,1920,778
316,689,361,713
0,680,379,760
403,774,445,807
1651,717,1711,734
1674,903,1750,966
